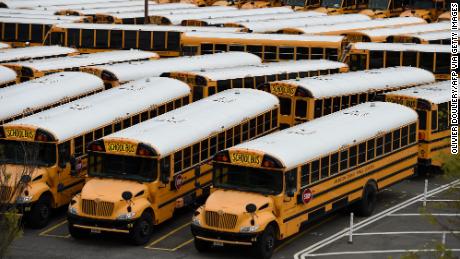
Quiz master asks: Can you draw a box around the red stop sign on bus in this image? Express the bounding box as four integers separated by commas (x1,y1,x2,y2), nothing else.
174,174,184,190
302,189,313,204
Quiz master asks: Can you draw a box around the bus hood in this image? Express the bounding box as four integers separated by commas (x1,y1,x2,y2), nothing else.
204,189,273,214
81,178,146,202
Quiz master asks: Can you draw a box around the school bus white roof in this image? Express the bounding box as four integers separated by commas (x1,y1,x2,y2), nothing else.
356,22,450,41
0,66,16,85
182,31,344,43
104,88,279,157
6,50,158,72
230,102,417,169
0,0,137,8
0,8,57,15
182,60,348,81
200,11,324,26
67,2,195,12
351,42,450,52
278,67,435,99
0,46,77,63
385,81,451,104
240,14,371,33
404,30,451,41
0,13,85,22
41,0,154,11
0,42,10,49
5,77,190,141
74,5,229,16
87,52,262,83
280,17,426,34
53,22,246,33
0,17,75,25
154,7,294,25
0,72,104,122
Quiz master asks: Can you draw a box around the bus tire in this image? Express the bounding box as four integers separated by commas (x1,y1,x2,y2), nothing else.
355,182,377,217
252,225,275,259
129,211,153,245
194,237,211,252
68,223,89,239
28,194,51,229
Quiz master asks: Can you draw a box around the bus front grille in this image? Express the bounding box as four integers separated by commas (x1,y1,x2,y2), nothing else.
82,199,114,217
0,186,12,202
204,211,238,230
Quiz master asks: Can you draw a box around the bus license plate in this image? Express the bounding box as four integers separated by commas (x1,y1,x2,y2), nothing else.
90,229,101,234
213,241,224,247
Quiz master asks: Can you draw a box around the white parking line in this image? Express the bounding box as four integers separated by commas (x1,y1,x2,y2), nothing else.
388,213,460,217
305,249,460,257
351,231,460,236
423,199,460,202
294,179,460,259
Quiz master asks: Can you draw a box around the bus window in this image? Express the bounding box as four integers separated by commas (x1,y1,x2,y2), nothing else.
247,45,262,57
218,80,231,92
369,51,384,69
311,160,320,182
110,30,123,49
350,54,366,71
419,52,434,72
326,49,338,61
351,95,358,106
279,47,294,60
297,47,309,60
194,87,203,101
215,44,227,52
96,30,109,49
341,96,350,109
386,51,401,67
349,146,357,167
324,98,332,115
402,52,417,67
234,126,241,145
340,149,348,172
124,31,137,49
384,133,392,153
320,156,329,179
301,164,310,186
278,73,287,81
184,146,191,169
193,143,200,164
367,139,375,161
229,45,245,51
314,99,323,118
435,53,450,74
263,111,271,131
67,29,80,48
359,93,367,104
417,110,427,130
285,169,297,195
18,24,29,42
95,128,103,139
376,137,383,157
232,78,243,89
249,119,256,138
208,87,216,96
166,32,180,51
358,143,366,164
401,126,409,146
295,100,307,118
218,132,225,150
409,123,416,143
81,29,94,48
257,115,264,135
431,110,438,131
438,103,449,130
263,46,277,60
244,77,254,88
139,31,151,50
153,32,166,51
280,98,292,116
210,136,217,156
393,129,400,150
31,25,43,43
242,122,249,141
330,153,339,176
4,23,16,41
74,136,83,155
311,48,323,60
255,76,266,87
271,109,277,128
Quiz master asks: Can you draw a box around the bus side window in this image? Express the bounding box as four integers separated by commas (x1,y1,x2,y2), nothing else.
350,95,358,106
417,110,427,130
330,153,338,176
192,143,200,165
74,136,83,155
403,51,417,67
210,136,217,156
369,51,384,69
323,98,332,115
438,103,449,131
217,80,230,92
234,126,241,145
419,52,434,72
401,126,409,146
301,164,310,187
431,110,438,131
409,123,417,143
285,169,297,197
314,99,323,118
218,132,225,150
341,96,350,109
384,133,392,154
225,128,234,148
358,142,366,164
201,139,209,161
349,146,357,167
332,97,340,112
367,139,375,161
340,149,348,172
393,128,401,149
376,137,384,157
242,122,249,141
435,53,450,74
350,54,366,71
295,99,307,119
311,160,320,183
320,156,329,179
174,151,182,173
271,109,278,128
280,97,292,116
160,156,171,183
296,47,309,60
263,46,277,60
249,119,257,138
58,141,71,167
248,45,263,58
386,51,401,67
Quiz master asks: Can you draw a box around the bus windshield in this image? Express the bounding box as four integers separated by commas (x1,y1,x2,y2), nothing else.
88,152,158,182
321,0,342,8
368,0,390,9
0,140,56,167
213,164,283,195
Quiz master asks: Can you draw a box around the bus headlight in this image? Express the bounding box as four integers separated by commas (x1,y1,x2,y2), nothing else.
68,206,78,215
192,217,201,226
16,196,32,204
240,225,259,233
117,212,136,220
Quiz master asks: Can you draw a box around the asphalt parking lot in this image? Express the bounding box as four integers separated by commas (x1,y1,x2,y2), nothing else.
7,172,460,259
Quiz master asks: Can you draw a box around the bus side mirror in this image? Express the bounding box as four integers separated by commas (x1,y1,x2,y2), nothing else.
286,188,296,198
160,171,169,185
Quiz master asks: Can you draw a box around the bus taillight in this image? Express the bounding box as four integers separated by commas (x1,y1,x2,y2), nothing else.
215,151,229,162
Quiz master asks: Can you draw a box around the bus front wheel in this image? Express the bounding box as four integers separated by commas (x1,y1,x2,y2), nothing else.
28,194,51,229
253,225,275,259
194,237,211,252
68,224,90,239
355,182,377,217
129,211,153,245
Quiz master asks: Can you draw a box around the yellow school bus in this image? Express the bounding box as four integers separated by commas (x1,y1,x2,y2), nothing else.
382,81,451,168
0,77,191,228
359,0,405,18
0,66,17,88
191,102,419,259
344,42,450,80
314,0,368,14
262,66,434,128
67,89,279,245
165,59,348,101
399,0,449,22
387,30,451,44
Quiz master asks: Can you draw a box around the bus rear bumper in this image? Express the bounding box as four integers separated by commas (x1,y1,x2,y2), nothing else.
191,224,260,246
68,214,135,234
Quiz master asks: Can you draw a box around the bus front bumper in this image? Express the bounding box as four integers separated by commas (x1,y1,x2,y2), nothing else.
68,214,136,234
191,224,260,246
